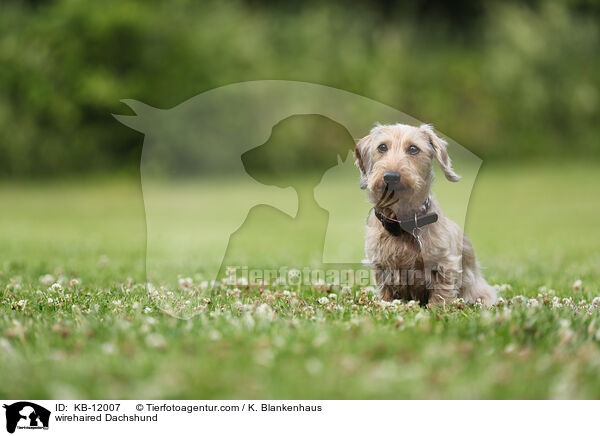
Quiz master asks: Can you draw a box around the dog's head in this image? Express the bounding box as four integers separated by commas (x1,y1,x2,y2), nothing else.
355,123,460,211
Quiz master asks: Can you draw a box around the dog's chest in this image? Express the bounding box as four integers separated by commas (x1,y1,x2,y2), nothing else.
365,218,423,270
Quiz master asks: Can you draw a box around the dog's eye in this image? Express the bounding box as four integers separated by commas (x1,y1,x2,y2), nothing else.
377,143,388,153
407,145,420,155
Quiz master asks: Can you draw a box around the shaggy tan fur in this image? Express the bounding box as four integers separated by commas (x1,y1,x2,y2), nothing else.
355,123,497,306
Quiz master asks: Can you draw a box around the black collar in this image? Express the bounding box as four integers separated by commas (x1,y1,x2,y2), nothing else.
373,198,438,236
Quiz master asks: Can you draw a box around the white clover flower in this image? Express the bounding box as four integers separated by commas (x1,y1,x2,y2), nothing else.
415,311,428,321
17,300,26,307
407,300,420,309
0,338,13,355
592,297,600,306
480,310,493,322
40,274,56,287
101,343,116,355
208,330,222,341
318,297,329,305
178,277,193,288
364,286,377,295
254,349,275,367
349,317,361,327
573,279,583,291
50,283,62,292
145,333,167,349
7,281,21,290
226,288,242,298
305,358,323,375
312,279,326,290
255,303,274,321
512,295,526,304
527,298,540,307
47,298,53,303
242,312,256,329
68,278,81,287
313,333,329,347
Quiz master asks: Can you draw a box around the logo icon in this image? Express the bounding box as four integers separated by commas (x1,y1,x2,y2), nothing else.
115,80,481,318
3,402,50,434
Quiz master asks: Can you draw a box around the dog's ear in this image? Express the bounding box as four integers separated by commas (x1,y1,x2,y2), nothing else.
420,124,460,182
355,135,370,189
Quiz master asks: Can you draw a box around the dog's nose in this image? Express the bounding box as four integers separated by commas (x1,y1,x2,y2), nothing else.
383,171,401,185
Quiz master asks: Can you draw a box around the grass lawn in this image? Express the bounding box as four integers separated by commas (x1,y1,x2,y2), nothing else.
1,161,599,399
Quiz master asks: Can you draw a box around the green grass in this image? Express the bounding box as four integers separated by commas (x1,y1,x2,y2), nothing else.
1,161,600,399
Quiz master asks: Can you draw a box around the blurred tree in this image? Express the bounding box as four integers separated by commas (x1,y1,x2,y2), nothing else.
0,0,598,177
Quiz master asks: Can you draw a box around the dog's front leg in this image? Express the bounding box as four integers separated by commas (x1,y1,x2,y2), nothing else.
427,266,459,306
428,288,458,306
374,267,397,301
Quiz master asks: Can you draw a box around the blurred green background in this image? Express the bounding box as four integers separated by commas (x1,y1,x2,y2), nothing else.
1,0,599,177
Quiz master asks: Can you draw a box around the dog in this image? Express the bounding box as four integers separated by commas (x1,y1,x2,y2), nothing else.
355,123,497,306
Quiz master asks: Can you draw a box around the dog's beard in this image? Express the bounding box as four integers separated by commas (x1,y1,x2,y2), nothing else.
372,176,428,213
375,184,396,210
374,184,412,213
